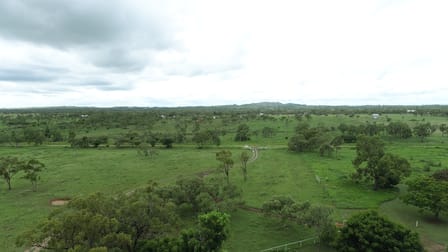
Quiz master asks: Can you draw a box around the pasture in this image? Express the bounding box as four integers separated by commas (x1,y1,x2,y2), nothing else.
1,111,448,251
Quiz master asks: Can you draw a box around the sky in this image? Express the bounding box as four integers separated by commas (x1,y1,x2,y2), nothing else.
1,0,448,108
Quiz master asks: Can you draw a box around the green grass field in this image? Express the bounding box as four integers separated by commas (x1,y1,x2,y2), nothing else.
1,113,448,251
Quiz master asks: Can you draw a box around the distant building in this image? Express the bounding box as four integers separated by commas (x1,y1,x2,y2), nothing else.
407,109,416,113
80,114,89,118
372,113,380,119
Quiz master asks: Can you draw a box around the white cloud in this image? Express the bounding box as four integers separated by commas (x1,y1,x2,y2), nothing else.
1,0,448,107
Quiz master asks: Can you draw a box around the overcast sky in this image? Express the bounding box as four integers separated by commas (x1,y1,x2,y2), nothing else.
1,0,448,108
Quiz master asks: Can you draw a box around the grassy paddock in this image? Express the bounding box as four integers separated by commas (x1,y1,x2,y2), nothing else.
1,113,448,251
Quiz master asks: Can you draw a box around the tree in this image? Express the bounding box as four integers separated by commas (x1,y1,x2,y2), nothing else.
330,135,344,156
21,159,45,192
261,196,335,245
68,129,76,145
401,176,448,219
17,187,178,252
261,127,275,138
160,135,174,148
178,211,230,252
216,150,234,184
319,143,334,157
386,121,412,139
352,135,410,190
196,211,230,251
137,143,158,158
23,127,45,145
156,176,242,215
234,124,250,141
192,130,220,149
439,123,448,137
0,156,23,190
413,123,432,142
288,125,329,153
432,168,448,181
240,151,250,181
336,211,423,252
10,130,24,147
374,153,411,189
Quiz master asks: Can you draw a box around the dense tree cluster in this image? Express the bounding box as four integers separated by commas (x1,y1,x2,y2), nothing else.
17,181,234,252
386,121,412,139
352,135,411,189
288,123,330,153
261,196,335,244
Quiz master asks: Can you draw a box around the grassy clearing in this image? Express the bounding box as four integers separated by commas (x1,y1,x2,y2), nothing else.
0,146,218,251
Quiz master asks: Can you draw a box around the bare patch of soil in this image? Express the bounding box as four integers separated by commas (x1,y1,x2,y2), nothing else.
50,198,70,206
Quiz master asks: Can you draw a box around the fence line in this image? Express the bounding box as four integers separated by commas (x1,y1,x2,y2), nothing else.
260,237,318,251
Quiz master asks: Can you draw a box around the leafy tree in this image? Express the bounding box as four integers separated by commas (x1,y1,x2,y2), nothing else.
137,143,158,158
432,168,448,181
352,135,410,189
413,123,432,142
178,211,230,252
288,125,328,153
192,130,221,149
68,129,76,145
196,211,230,251
90,136,108,148
50,130,64,142
439,123,448,136
374,153,411,189
330,135,344,156
262,196,335,243
0,156,23,190
17,187,178,252
319,143,334,157
336,211,423,252
10,130,24,147
261,127,276,138
240,151,250,181
23,127,45,145
401,176,448,219
21,159,45,192
216,150,234,184
262,196,311,225
156,177,242,215
386,121,412,139
234,124,250,141
304,206,336,247
160,135,174,148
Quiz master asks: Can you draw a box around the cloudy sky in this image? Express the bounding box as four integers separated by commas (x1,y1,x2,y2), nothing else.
1,0,447,108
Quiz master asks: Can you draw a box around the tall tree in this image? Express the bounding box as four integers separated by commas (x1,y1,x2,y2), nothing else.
234,124,250,141
216,150,234,184
413,123,432,142
240,151,250,181
21,159,45,192
0,156,24,190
